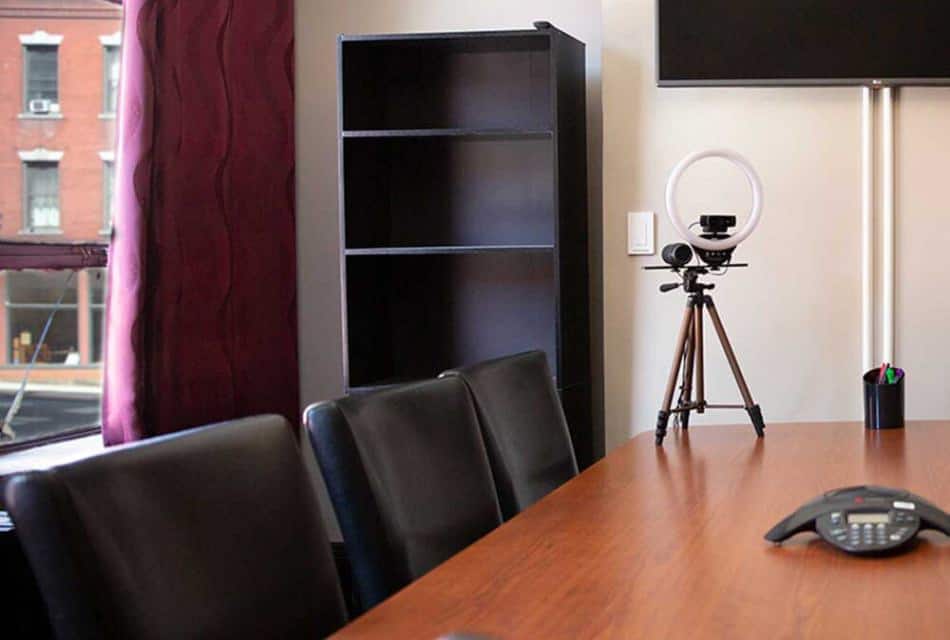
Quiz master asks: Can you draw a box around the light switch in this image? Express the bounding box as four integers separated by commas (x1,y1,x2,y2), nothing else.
627,211,655,255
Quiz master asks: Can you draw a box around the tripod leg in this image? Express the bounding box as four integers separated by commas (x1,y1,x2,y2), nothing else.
747,405,766,438
657,302,696,445
677,321,695,430
705,298,766,438
694,297,705,413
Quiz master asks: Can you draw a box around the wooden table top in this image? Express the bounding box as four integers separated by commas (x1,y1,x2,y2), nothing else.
332,422,950,639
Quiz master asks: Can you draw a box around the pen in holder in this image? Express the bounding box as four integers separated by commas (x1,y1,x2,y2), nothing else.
863,368,905,430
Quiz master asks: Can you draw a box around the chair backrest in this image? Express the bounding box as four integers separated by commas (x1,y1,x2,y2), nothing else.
305,377,502,612
442,351,578,520
4,415,346,640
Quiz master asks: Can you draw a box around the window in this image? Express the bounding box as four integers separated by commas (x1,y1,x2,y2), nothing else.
19,30,62,117
3,14,120,450
23,161,61,232
89,269,106,363
102,157,115,231
0,270,104,445
5,271,78,366
103,45,120,115
23,45,59,113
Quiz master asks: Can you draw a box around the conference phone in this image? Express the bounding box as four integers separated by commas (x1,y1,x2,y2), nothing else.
766,486,950,555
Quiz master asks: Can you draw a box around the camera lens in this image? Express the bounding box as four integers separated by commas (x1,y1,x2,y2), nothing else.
662,243,694,268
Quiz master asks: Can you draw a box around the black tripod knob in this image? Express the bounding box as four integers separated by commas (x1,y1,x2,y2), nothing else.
660,283,681,293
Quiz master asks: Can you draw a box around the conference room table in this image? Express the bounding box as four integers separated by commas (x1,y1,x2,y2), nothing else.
332,422,950,639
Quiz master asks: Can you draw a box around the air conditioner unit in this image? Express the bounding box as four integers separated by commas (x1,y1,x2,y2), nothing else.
28,99,51,114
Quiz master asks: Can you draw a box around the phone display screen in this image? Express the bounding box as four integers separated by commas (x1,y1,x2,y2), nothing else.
847,513,889,525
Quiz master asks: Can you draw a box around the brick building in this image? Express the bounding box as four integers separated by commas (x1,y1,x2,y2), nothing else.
0,0,120,385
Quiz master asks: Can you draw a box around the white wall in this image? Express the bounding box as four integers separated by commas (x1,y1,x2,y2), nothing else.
603,0,950,450
603,0,865,449
895,91,950,418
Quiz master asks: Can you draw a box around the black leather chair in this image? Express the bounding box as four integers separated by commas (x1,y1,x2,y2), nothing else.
442,351,578,520
4,415,347,640
305,377,502,613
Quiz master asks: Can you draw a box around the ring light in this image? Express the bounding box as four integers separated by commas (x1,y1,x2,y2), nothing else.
665,149,763,251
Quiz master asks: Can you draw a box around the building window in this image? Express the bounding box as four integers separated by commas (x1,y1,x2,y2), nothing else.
102,44,120,115
5,271,79,366
20,30,63,115
22,161,61,232
1,269,104,446
22,45,60,115
102,156,115,231
89,269,106,363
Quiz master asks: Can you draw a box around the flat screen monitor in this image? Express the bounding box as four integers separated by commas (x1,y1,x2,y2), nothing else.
657,1,950,86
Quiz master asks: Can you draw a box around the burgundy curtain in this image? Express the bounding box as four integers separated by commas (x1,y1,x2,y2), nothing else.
103,0,298,444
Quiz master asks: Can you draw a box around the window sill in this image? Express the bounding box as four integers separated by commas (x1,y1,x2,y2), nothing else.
98,113,116,120
0,365,100,371
17,229,64,236
17,113,64,120
0,429,102,477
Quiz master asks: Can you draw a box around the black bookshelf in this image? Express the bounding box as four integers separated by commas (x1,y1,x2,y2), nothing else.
337,22,593,467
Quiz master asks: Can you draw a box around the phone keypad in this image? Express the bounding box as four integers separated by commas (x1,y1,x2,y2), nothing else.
818,510,919,553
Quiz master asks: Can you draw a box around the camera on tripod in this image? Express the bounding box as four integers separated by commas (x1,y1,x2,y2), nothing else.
661,214,738,269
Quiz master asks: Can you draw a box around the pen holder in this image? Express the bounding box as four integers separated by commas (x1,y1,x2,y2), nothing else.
863,369,905,430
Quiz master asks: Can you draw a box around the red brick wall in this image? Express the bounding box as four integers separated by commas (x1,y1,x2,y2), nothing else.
0,3,120,240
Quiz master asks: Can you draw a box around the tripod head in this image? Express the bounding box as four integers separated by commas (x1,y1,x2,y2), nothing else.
643,263,748,295
660,268,715,295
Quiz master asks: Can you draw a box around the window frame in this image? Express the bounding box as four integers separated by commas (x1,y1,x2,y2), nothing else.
19,152,64,235
100,36,121,117
4,271,82,368
1,21,120,455
100,152,115,234
19,31,63,119
88,268,106,365
0,246,109,453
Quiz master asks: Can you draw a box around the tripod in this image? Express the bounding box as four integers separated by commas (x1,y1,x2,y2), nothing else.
654,267,765,446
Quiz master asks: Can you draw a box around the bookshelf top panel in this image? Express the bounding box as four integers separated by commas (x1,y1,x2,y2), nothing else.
341,32,553,131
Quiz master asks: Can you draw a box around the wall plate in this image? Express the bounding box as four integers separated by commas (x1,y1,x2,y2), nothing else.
627,211,655,255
